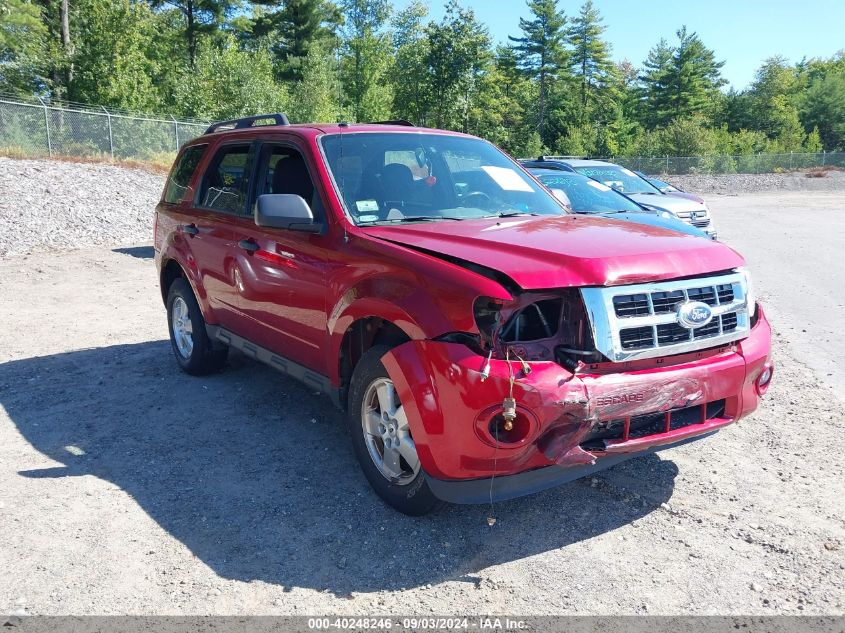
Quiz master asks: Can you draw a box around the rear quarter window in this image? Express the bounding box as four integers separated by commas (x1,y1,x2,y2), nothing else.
164,145,207,204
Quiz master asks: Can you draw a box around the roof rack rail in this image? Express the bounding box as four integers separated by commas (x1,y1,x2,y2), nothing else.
538,155,587,161
204,113,290,135
368,119,415,127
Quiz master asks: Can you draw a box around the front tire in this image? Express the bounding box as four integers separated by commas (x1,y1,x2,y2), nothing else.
166,278,228,375
348,346,443,516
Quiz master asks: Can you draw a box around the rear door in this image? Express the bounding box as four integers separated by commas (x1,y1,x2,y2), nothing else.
186,142,256,330
232,140,331,374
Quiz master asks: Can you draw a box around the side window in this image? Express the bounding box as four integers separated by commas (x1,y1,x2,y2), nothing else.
164,144,206,204
199,144,252,214
256,145,320,215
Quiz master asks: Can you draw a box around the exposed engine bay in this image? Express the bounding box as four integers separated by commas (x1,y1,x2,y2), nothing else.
473,290,604,371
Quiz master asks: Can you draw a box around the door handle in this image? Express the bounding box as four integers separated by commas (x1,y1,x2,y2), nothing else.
180,224,199,236
238,239,259,253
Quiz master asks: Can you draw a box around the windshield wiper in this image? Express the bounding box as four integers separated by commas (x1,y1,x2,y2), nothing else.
358,216,465,225
490,211,540,218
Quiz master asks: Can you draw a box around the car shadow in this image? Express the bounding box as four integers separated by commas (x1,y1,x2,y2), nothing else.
1,342,678,595
112,246,154,259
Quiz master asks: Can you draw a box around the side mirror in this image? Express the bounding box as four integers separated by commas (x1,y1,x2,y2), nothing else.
255,194,322,233
550,188,571,209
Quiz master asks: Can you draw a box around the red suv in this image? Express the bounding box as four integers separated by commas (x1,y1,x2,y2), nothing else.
154,114,773,515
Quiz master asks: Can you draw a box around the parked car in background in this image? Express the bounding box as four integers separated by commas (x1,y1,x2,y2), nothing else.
634,171,709,205
155,116,771,515
529,169,712,239
521,157,717,238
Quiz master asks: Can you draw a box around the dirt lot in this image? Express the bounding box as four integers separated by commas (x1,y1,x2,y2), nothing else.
1,191,844,616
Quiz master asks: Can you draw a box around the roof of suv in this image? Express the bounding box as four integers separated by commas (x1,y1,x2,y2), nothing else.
198,113,468,140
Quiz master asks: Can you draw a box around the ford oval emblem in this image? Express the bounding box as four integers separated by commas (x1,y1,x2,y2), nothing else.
677,301,713,329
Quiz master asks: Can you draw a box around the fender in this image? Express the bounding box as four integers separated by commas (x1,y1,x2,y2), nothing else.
325,243,515,385
327,290,427,386
158,231,215,323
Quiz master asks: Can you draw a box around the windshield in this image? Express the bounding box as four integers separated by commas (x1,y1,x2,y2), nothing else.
320,133,565,225
537,174,642,214
573,165,663,195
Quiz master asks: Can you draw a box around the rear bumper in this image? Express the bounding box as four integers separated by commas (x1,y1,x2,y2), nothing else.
381,306,772,499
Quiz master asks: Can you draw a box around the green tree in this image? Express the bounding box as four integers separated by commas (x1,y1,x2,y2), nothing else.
802,64,845,150
245,0,341,81
0,0,48,93
339,0,392,122
567,0,615,126
389,0,429,124
424,0,490,130
288,42,341,122
745,56,803,141
149,0,234,66
68,0,162,111
508,0,568,144
641,27,725,127
174,36,287,120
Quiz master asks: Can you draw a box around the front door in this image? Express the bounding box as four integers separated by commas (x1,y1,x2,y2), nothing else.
233,142,331,374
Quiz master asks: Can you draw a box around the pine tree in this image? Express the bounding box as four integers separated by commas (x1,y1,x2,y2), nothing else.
639,37,674,127
639,28,725,127
247,0,341,81
148,0,235,66
508,0,567,144
568,0,616,126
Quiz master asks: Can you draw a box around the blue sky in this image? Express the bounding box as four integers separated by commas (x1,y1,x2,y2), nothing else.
411,0,845,90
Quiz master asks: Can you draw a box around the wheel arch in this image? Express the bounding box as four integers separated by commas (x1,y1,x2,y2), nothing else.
334,312,415,410
160,258,186,305
158,255,214,321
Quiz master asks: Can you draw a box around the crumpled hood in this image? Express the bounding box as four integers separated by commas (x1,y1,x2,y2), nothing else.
627,192,707,212
361,215,742,290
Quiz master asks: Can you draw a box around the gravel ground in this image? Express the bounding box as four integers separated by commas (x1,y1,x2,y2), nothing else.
668,170,845,195
1,185,844,616
0,157,162,257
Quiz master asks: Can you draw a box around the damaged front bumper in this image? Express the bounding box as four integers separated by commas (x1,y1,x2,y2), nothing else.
381,306,772,504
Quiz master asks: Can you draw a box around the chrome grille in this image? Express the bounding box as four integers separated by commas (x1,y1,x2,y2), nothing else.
675,210,712,230
581,272,751,362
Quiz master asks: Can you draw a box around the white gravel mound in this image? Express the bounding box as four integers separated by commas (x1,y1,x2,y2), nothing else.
667,170,845,195
0,157,164,257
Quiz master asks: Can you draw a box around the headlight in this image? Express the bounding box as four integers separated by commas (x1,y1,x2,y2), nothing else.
737,266,756,317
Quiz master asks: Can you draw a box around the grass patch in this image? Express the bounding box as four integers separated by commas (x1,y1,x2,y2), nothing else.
0,147,173,174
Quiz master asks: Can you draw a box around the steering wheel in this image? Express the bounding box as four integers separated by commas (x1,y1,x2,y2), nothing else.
461,191,492,208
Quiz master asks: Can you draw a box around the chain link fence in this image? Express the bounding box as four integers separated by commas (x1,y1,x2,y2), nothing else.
3,94,845,175
609,152,845,175
0,94,209,164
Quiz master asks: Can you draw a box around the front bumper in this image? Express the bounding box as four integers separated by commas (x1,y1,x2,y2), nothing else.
381,307,772,503
426,432,715,504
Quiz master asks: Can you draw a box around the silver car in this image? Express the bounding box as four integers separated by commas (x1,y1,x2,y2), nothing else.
521,157,717,238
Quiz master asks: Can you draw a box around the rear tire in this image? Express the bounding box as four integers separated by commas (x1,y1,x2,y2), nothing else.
166,278,228,376
348,345,444,516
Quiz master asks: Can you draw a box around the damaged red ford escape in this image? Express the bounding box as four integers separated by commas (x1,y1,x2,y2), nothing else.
154,114,773,515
